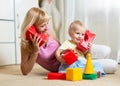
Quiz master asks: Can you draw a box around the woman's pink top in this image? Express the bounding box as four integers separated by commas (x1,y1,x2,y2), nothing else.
36,36,60,72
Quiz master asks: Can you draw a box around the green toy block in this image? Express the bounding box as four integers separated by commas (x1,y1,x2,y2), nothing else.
83,73,98,80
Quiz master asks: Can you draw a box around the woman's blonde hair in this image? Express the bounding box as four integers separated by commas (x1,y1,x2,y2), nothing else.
20,7,49,52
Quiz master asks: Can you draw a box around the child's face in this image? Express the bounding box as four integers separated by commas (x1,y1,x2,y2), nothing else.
69,24,85,43
35,21,49,34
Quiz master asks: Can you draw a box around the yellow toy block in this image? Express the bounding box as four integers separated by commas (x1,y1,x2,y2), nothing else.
66,68,82,81
84,53,95,74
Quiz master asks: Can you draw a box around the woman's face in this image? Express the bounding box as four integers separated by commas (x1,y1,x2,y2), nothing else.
69,24,85,43
35,21,49,34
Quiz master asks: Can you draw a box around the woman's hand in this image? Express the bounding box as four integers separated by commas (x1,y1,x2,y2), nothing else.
30,33,42,54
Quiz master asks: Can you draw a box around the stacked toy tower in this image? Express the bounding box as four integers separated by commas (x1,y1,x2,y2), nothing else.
83,53,98,80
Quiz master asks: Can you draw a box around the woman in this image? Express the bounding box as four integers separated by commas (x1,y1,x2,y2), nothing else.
20,7,60,75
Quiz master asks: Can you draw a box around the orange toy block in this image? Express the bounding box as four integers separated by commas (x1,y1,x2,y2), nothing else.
48,72,66,80
26,25,47,46
66,68,82,81
62,49,78,65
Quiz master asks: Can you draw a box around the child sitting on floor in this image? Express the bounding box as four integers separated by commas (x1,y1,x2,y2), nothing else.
55,20,105,76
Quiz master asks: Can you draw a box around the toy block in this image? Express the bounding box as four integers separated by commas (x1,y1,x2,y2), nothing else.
84,53,95,74
83,73,98,80
62,49,78,65
84,30,96,43
26,25,47,46
76,40,89,54
83,53,98,80
66,68,82,81
76,30,96,54
47,72,66,80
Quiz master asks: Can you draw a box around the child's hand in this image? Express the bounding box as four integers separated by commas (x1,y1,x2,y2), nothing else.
60,56,66,64
87,43,92,53
58,54,66,64
60,49,73,64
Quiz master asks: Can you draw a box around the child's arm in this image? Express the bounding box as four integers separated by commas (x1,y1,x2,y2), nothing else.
84,43,92,58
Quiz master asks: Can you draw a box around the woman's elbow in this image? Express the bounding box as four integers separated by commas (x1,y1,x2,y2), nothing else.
20,66,29,75
21,71,28,75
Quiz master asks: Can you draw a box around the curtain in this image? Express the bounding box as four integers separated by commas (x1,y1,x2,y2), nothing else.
56,0,75,43
41,0,76,43
40,0,61,39
75,0,120,62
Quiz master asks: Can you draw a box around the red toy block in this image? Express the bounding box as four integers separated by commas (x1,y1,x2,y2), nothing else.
76,30,96,54
76,40,89,54
26,25,47,46
48,72,66,80
84,30,96,43
63,49,78,65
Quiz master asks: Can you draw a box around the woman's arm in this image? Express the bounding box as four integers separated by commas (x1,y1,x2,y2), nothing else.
20,34,40,75
20,46,38,75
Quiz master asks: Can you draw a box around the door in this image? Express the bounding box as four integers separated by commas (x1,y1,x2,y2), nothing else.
0,0,15,65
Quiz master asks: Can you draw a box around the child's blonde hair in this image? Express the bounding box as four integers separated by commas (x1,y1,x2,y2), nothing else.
69,20,84,31
20,7,49,52
68,20,86,35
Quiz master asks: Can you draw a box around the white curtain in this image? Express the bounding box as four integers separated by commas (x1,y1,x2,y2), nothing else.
41,0,61,38
41,0,75,43
56,0,75,43
75,0,120,62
